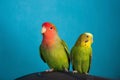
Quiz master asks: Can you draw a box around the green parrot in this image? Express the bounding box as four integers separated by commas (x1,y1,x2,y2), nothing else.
70,32,93,74
39,22,70,72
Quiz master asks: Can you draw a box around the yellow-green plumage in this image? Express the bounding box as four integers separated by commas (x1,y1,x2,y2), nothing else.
40,39,70,71
70,32,93,74
39,22,70,71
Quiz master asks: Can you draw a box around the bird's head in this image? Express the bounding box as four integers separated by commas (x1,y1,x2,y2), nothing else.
83,33,93,44
41,22,57,37
76,32,93,47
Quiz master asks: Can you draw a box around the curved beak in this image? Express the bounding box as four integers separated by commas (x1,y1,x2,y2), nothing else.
41,27,46,34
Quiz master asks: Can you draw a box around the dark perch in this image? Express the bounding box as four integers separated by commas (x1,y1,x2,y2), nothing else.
15,71,109,80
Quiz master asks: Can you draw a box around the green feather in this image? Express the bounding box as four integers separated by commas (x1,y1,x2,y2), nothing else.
71,46,92,73
70,33,93,74
39,39,70,71
39,45,46,63
61,40,70,69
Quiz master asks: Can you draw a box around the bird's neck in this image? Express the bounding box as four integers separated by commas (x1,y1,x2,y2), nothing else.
80,42,91,48
75,41,91,48
42,34,59,48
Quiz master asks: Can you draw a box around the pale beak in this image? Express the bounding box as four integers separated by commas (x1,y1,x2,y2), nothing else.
41,27,46,34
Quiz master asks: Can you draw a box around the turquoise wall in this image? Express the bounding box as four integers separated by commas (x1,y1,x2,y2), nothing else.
0,0,120,79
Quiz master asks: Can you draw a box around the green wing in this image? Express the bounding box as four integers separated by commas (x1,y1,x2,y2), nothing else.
87,55,92,73
39,45,46,63
70,46,75,62
61,40,70,68
87,48,92,73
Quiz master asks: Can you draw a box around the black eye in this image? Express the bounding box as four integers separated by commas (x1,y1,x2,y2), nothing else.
50,27,53,30
86,35,89,38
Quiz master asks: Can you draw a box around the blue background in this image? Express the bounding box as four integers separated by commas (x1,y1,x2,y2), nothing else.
0,0,120,80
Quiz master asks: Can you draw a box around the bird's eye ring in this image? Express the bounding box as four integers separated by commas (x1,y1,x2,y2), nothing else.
86,35,89,38
50,27,53,30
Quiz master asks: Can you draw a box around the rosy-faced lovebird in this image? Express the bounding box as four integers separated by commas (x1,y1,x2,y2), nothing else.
39,22,70,72
70,32,93,74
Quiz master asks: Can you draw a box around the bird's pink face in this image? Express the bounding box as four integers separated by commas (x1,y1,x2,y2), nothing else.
41,22,57,38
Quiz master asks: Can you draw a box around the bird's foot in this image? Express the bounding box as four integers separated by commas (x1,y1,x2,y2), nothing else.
46,68,54,72
64,68,69,72
84,72,88,75
73,70,78,73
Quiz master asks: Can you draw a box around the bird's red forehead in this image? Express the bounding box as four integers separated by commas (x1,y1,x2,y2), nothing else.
42,22,54,28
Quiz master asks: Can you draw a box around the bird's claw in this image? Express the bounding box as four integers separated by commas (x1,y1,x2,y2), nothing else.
46,69,54,72
84,73,88,75
73,70,78,73
64,68,69,72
